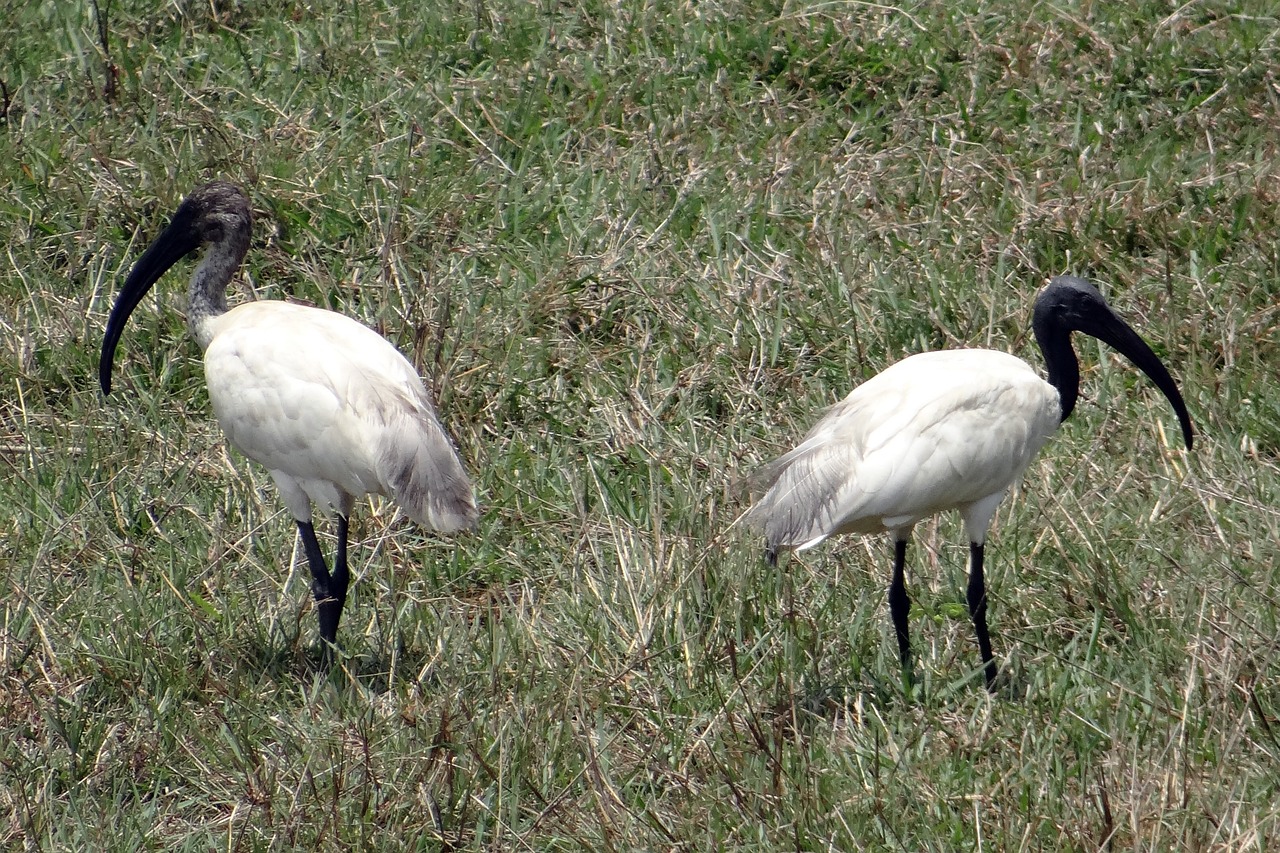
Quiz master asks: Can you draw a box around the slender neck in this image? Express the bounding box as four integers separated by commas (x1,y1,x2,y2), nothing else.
1033,313,1080,423
186,236,246,351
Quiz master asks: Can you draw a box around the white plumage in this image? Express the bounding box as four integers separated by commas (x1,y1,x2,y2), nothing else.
202,301,474,533
744,276,1194,690
100,182,476,655
749,350,1060,549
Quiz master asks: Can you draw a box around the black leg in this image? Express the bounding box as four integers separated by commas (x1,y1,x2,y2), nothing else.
966,541,998,691
332,516,350,590
297,518,349,649
888,538,911,677
331,513,350,627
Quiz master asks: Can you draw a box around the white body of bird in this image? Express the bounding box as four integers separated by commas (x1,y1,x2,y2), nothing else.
201,300,475,533
748,349,1061,549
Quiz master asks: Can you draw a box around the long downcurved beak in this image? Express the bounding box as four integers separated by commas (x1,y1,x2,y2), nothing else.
1082,309,1195,451
99,216,200,395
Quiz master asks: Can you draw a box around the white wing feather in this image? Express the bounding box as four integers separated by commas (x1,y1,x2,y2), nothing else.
203,301,477,532
745,349,1060,550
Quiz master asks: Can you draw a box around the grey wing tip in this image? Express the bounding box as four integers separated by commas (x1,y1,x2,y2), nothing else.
742,495,797,568
428,487,480,534
742,456,791,501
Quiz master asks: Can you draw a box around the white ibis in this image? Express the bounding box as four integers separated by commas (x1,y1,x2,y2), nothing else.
99,181,478,656
743,275,1194,690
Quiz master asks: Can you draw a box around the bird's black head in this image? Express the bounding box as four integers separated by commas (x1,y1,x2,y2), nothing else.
1032,275,1194,449
1032,275,1108,329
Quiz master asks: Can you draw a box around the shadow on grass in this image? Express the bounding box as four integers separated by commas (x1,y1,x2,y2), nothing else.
208,626,449,697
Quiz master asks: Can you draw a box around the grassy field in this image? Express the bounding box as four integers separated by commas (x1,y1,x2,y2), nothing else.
3,0,1279,848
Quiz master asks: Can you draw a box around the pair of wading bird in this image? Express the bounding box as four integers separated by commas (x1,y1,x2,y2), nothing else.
100,182,1195,689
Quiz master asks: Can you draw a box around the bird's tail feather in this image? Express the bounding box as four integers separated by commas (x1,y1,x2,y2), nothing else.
378,399,478,533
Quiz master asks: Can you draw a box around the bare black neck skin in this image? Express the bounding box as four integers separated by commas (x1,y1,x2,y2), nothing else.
1032,312,1078,424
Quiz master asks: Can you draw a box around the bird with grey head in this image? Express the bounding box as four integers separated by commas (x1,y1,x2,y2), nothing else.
100,182,478,662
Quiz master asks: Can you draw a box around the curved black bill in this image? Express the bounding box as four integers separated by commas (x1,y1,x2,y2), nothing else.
99,215,200,395
1048,275,1195,451
1087,313,1194,449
